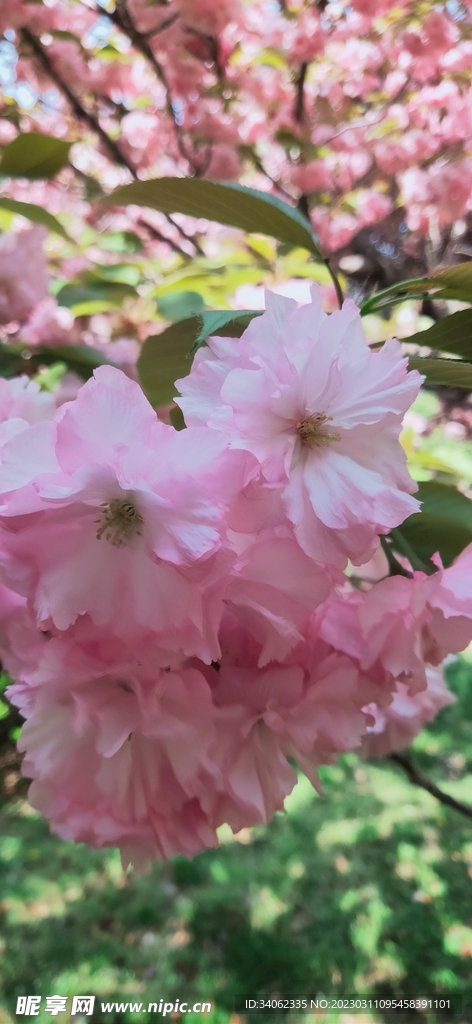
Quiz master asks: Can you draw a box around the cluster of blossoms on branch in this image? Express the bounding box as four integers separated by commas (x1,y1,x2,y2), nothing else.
2,0,472,264
2,285,472,868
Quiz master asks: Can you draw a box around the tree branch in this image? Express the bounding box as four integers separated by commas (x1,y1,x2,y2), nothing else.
246,150,295,202
146,12,179,39
294,62,308,125
389,752,472,821
106,0,203,174
21,27,136,177
185,28,225,85
136,218,189,257
20,27,202,257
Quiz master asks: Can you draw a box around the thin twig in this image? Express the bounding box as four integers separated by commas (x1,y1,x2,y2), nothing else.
20,28,199,257
21,28,136,177
107,0,201,173
185,28,225,85
246,150,294,201
136,218,185,256
89,0,206,249
389,752,472,821
146,12,179,38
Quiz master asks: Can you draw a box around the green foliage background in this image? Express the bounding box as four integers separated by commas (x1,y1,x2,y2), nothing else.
1,657,472,1024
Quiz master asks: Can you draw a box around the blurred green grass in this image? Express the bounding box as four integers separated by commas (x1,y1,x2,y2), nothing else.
1,657,472,1024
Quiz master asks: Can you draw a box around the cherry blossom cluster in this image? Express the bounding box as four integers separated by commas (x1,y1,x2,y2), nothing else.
2,0,472,259
1,286,471,867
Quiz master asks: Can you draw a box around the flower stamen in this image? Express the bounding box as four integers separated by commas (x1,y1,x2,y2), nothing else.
96,498,143,547
297,413,340,448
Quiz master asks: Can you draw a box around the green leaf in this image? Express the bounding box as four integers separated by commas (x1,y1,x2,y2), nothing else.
359,277,431,316
0,132,72,180
105,178,323,258
56,276,136,310
0,342,117,381
0,198,71,241
35,345,117,374
99,231,144,254
408,356,472,389
138,319,199,408
432,262,472,304
0,346,29,379
94,264,141,286
194,309,263,350
407,310,472,361
360,262,472,317
169,405,186,431
391,481,472,569
138,308,264,407
157,290,206,323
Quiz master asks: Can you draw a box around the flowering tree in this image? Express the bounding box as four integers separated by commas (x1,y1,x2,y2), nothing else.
1,0,472,868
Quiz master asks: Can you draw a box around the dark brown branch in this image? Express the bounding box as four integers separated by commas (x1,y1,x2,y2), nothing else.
136,218,185,257
146,12,179,38
21,27,136,177
185,28,225,84
20,28,199,257
297,194,310,220
389,752,472,821
247,150,295,201
294,62,308,125
108,0,201,173
90,1,206,247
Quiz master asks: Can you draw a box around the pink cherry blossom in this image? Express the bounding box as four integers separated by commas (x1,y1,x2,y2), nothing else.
0,375,55,448
176,286,422,567
0,366,250,660
225,534,337,667
362,666,456,757
20,297,77,347
0,227,49,326
201,614,376,830
7,625,220,868
319,545,472,695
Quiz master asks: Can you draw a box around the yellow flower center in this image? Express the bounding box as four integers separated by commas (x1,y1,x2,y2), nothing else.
96,498,143,548
297,413,340,449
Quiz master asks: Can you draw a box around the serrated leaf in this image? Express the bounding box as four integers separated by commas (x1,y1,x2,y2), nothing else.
138,319,199,408
0,198,71,240
138,309,266,407
194,309,263,350
391,481,472,569
0,132,72,179
408,356,472,389
104,177,323,258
